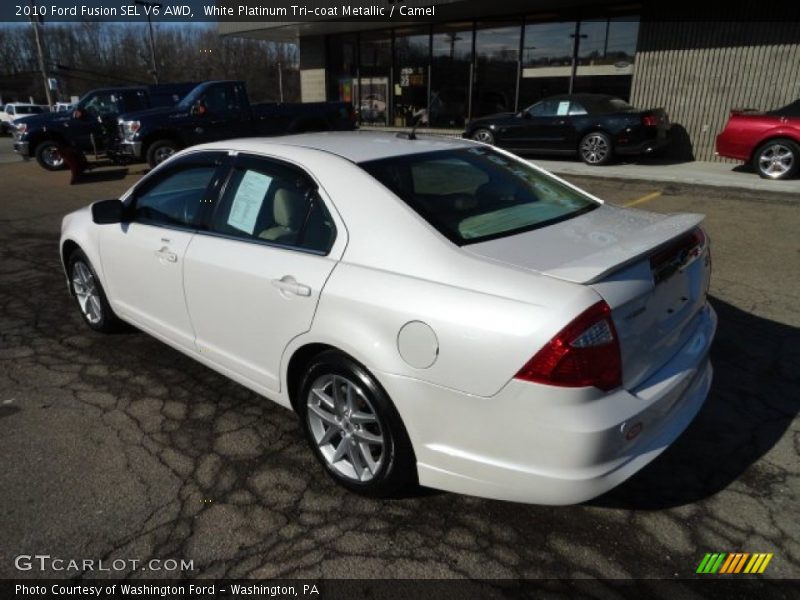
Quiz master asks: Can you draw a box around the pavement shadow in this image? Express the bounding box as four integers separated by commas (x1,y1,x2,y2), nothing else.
72,168,129,184
591,295,799,510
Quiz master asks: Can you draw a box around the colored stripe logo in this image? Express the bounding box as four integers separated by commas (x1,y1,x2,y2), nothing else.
696,552,773,574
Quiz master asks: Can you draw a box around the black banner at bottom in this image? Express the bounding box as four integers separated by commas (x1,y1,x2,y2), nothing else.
3,579,799,600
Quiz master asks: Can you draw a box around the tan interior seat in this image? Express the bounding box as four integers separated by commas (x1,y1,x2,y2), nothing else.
258,186,305,243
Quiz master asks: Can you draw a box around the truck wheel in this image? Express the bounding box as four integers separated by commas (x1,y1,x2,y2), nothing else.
146,140,178,168
752,139,799,180
35,141,66,171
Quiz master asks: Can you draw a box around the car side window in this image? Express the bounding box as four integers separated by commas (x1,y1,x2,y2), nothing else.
83,93,121,117
132,165,218,229
528,100,559,117
569,101,587,115
209,158,336,253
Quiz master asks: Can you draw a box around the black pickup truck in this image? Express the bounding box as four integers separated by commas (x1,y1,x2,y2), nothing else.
115,80,356,167
13,83,197,170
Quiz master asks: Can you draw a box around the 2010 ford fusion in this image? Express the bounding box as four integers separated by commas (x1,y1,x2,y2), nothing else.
60,132,716,505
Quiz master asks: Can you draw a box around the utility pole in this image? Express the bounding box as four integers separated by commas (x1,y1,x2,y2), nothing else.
277,62,283,103
29,1,52,106
135,1,162,84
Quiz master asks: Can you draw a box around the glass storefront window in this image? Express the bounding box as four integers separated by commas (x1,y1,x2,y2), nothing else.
324,13,639,129
430,22,473,128
358,30,392,125
394,27,430,127
473,22,521,117
519,21,575,108
327,34,357,105
574,17,639,100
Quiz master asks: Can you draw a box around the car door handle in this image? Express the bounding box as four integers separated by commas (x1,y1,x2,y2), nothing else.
155,247,178,263
272,276,311,297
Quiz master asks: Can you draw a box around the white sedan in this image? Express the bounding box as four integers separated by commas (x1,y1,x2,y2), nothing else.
60,132,716,504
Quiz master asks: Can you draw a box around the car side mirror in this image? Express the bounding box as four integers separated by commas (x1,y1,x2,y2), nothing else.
73,109,84,120
190,102,206,117
92,199,126,224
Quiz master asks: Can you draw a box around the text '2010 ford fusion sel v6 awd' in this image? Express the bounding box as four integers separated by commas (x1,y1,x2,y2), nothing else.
60,132,715,505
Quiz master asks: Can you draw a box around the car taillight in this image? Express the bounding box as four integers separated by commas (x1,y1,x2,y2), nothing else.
642,114,659,127
515,301,622,391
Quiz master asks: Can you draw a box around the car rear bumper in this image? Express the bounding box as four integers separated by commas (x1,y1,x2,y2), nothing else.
616,133,671,156
378,302,716,505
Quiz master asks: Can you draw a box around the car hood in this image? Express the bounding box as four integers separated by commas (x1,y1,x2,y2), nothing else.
463,203,704,284
14,110,67,128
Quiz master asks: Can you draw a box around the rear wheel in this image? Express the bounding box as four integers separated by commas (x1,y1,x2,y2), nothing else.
68,249,122,333
752,139,798,180
298,351,416,497
579,132,613,165
35,141,66,170
146,140,178,168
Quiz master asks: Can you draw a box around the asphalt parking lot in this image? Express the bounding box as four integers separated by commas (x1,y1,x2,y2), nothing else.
0,152,798,581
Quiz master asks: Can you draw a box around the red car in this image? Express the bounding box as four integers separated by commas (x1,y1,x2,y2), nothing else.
716,100,800,180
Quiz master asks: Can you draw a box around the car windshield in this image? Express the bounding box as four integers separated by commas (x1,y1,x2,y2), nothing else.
16,106,42,114
360,147,598,245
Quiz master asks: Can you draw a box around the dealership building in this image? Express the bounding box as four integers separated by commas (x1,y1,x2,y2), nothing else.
221,0,800,161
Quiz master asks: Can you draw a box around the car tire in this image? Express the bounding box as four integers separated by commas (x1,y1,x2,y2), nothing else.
67,249,123,333
471,128,495,145
146,140,178,169
579,131,614,166
35,141,67,171
297,350,417,497
752,138,799,180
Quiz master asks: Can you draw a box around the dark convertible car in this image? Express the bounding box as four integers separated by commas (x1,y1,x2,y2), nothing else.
464,94,671,165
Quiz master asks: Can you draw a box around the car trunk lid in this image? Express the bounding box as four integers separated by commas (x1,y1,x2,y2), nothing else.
464,204,711,389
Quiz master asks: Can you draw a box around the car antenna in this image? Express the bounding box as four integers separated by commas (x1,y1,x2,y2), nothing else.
397,109,428,140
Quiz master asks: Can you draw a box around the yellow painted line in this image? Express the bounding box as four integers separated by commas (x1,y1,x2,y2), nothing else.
744,554,761,573
624,191,662,207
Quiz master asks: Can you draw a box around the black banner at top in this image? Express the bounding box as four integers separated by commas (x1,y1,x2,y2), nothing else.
1,0,799,23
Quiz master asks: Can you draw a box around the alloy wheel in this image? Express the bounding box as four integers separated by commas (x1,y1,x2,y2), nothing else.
757,143,794,179
306,374,386,483
472,129,494,144
72,261,103,324
580,134,610,164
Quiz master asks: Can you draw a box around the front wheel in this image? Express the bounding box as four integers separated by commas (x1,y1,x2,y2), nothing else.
752,139,798,180
579,132,613,165
68,249,122,333
471,128,495,145
298,351,417,497
35,141,66,171
146,140,178,168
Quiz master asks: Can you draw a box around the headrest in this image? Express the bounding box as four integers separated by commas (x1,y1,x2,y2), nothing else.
273,187,304,228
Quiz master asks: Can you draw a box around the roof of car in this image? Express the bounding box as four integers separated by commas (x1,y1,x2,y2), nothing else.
198,131,477,163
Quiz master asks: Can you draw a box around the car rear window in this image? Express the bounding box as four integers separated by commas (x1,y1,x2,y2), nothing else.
360,147,598,245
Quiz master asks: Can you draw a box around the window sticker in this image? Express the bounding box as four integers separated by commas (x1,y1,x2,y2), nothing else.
556,101,570,116
228,170,272,234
